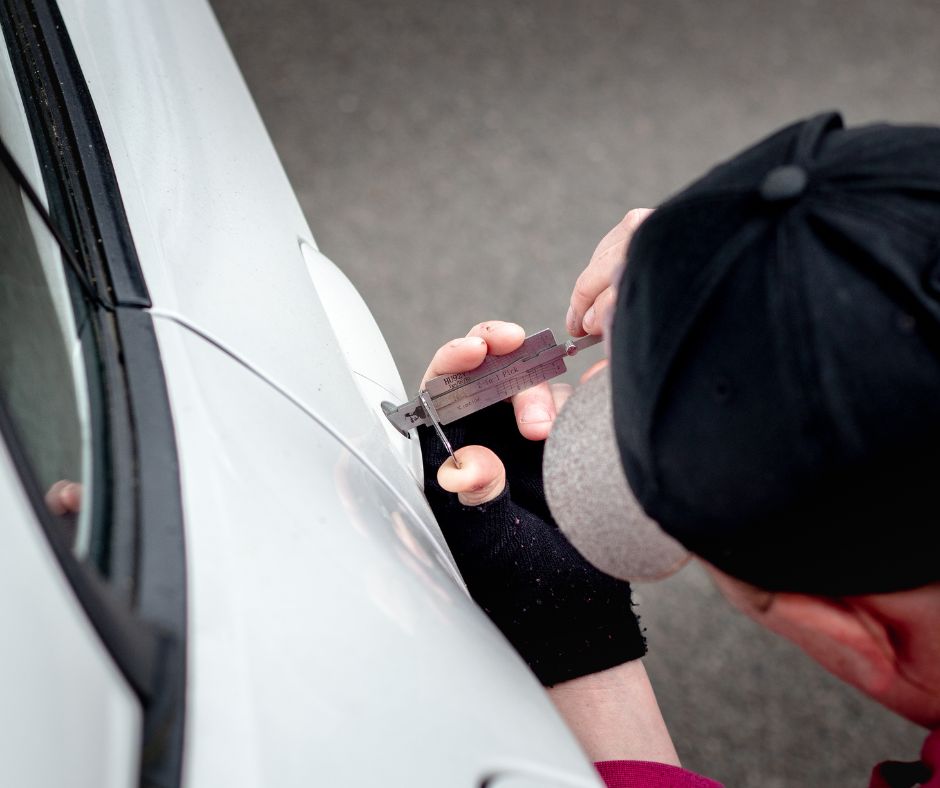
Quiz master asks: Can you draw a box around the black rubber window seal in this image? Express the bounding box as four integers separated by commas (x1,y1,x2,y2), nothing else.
0,0,148,307
0,2,186,786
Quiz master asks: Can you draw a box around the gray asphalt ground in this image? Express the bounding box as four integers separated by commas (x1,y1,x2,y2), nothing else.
210,1,939,784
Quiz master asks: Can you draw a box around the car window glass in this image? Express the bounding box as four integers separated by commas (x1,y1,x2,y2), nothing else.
0,158,94,554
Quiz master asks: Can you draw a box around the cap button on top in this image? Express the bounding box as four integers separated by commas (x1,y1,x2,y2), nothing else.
759,164,808,203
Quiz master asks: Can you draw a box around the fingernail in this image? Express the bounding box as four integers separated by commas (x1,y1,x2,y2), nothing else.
521,405,552,424
565,305,576,332
582,306,596,331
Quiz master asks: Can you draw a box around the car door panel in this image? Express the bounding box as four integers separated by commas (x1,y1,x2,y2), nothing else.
153,319,602,787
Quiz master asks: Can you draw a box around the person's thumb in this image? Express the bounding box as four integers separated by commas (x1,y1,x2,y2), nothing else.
436,445,506,506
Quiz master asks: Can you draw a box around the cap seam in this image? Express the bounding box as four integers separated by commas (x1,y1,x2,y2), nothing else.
810,188,940,240
791,111,843,165
817,175,940,195
640,220,769,493
777,210,834,468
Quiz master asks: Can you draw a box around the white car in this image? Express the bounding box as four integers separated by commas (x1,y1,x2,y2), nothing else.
0,1,603,786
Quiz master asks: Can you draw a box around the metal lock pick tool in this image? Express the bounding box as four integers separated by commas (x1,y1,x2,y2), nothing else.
382,329,602,467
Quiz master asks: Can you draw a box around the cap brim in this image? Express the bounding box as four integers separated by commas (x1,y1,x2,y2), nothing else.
543,365,690,582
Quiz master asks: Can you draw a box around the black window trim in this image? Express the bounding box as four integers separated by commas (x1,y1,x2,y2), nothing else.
0,2,186,786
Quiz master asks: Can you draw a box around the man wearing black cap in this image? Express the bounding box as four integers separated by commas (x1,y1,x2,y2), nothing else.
419,113,940,787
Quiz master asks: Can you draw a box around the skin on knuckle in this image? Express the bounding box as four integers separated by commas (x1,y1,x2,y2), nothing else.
462,460,486,488
467,475,495,494
424,335,486,384
456,460,504,502
434,342,453,362
596,242,625,268
572,278,596,308
625,207,653,231
625,208,646,225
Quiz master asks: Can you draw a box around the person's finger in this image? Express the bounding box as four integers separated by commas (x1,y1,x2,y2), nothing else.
45,480,70,516
437,444,506,506
422,335,488,387
44,479,82,516
581,285,617,336
509,381,575,441
512,382,557,441
568,230,631,336
421,321,525,388
567,209,653,336
61,482,82,514
465,320,526,356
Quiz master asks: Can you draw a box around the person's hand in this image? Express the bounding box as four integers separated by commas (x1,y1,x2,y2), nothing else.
45,480,82,516
420,321,572,496
566,208,653,337
419,323,646,686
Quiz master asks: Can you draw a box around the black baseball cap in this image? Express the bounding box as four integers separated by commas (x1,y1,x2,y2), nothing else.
545,112,940,595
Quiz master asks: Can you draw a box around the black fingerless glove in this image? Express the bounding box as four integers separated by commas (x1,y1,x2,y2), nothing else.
419,403,646,686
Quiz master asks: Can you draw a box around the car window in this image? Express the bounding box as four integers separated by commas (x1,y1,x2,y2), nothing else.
0,155,95,556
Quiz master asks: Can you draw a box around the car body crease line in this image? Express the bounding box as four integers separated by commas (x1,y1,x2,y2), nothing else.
147,306,465,588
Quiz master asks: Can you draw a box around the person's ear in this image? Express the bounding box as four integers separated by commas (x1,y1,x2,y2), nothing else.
765,593,897,697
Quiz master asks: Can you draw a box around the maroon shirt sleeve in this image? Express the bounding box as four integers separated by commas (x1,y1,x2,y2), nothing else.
596,760,724,787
